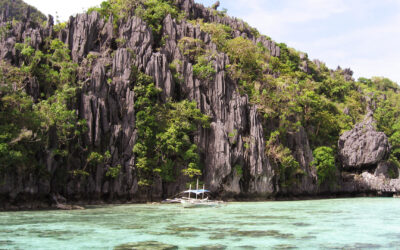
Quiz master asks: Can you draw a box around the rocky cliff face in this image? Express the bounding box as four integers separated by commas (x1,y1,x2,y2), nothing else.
0,0,278,207
0,0,398,209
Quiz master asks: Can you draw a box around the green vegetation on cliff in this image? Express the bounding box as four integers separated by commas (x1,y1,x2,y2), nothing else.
0,38,82,174
0,0,46,23
312,147,336,186
88,0,183,41
133,70,209,186
369,77,400,168
1,0,400,195
187,13,400,186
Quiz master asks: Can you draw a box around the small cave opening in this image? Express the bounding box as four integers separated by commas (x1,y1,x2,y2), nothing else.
110,38,118,51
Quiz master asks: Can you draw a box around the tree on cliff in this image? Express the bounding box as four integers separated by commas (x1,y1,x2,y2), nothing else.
312,147,336,186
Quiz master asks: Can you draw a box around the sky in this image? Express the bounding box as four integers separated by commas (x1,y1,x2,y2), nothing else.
24,0,400,84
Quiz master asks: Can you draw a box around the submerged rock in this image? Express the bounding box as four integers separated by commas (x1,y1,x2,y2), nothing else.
273,244,298,249
188,245,227,250
228,229,294,239
55,204,85,210
114,241,178,250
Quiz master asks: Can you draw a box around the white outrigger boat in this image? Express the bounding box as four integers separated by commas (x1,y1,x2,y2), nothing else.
162,179,224,208
180,190,223,208
180,180,224,208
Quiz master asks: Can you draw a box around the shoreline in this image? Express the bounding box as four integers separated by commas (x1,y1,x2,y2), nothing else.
1,192,396,212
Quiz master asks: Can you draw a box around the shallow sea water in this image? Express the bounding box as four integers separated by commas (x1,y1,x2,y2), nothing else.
1,198,400,249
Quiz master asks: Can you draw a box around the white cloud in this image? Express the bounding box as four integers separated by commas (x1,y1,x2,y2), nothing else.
291,13,400,83
234,0,348,40
224,0,400,83
24,0,102,21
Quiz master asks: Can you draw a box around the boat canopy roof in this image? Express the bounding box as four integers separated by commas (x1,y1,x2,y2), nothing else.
183,189,210,194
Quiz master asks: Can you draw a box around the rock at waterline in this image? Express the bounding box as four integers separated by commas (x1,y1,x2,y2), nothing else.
55,204,85,210
113,241,178,250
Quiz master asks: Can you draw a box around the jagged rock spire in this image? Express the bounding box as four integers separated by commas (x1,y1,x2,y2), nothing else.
211,1,220,10
1,3,9,22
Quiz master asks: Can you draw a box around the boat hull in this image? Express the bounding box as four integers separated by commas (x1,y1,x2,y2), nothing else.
180,199,223,208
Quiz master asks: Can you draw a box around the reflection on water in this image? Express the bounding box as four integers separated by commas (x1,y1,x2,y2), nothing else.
1,198,400,249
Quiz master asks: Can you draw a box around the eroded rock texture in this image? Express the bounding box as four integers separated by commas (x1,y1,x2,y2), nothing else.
342,172,400,194
338,113,390,169
338,113,399,196
0,0,280,206
160,13,275,195
0,0,398,208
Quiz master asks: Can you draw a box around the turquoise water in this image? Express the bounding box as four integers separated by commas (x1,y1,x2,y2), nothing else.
1,198,400,249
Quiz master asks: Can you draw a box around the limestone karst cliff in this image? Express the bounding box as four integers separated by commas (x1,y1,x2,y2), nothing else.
1,0,400,209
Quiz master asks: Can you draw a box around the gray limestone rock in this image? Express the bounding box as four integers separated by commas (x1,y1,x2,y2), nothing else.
69,12,102,62
338,115,390,169
161,14,275,196
0,0,287,205
284,126,317,194
374,161,399,179
4,0,394,207
342,171,400,194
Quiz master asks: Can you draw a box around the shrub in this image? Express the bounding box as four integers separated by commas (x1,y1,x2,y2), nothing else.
266,131,302,187
193,55,216,81
106,165,122,178
224,37,266,81
87,152,104,166
88,0,182,39
198,21,232,50
53,22,67,33
135,0,183,42
178,37,205,62
234,164,243,177
274,43,301,74
311,146,336,186
169,59,184,84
